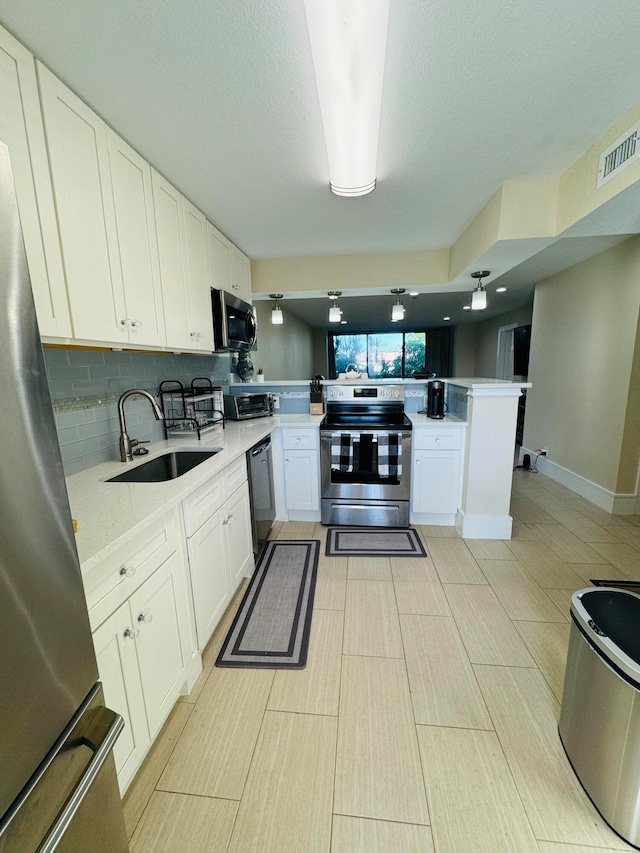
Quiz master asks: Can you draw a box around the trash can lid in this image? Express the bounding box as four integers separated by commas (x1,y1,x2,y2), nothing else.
571,588,640,684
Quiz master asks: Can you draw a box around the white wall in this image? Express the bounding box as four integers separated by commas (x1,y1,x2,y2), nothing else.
524,235,640,494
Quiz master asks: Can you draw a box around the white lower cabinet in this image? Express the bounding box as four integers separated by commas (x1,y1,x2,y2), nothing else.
282,428,320,513
184,460,254,650
410,427,463,521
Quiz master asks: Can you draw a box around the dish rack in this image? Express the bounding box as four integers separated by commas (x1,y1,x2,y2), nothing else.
159,379,225,439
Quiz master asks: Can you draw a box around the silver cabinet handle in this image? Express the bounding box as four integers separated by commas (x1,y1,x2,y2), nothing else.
123,626,140,639
137,612,153,624
285,458,289,463
119,564,136,578
435,437,441,443
262,459,267,464
120,318,132,326
132,319,142,328
416,459,420,465
38,709,125,853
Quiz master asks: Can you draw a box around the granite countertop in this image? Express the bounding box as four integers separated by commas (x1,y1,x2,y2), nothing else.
66,413,323,572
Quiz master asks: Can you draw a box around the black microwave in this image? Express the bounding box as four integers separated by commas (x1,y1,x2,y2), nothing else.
212,288,257,351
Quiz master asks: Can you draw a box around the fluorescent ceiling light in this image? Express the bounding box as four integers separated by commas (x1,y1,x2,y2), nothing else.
304,0,390,197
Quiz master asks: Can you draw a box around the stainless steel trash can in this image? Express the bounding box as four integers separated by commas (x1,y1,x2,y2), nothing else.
559,587,640,848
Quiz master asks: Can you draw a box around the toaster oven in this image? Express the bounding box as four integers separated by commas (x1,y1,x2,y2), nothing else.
223,393,273,420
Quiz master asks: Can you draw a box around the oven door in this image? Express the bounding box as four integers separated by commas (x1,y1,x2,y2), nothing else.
320,427,412,526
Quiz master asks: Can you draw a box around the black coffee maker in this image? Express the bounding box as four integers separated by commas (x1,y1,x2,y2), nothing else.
427,380,445,419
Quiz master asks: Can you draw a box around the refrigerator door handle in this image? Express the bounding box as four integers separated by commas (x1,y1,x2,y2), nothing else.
36,710,124,853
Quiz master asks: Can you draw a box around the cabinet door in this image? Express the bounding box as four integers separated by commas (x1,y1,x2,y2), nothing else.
186,506,231,649
0,31,70,337
412,451,460,514
106,128,166,346
207,221,232,293
37,63,127,344
284,450,320,511
231,246,251,302
182,199,213,350
223,482,254,593
129,554,187,738
92,602,150,793
151,169,190,350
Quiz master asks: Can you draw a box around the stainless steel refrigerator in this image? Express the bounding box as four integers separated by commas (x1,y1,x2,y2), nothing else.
0,142,129,851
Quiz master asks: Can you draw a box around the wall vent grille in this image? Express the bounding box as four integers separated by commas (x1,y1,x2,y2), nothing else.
597,121,640,188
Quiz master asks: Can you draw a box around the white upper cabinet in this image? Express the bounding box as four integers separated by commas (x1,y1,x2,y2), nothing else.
38,64,167,347
206,221,232,294
106,129,166,346
151,170,212,352
0,30,71,337
231,245,252,302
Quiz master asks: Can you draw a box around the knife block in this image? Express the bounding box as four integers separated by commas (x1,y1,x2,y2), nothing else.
310,392,324,415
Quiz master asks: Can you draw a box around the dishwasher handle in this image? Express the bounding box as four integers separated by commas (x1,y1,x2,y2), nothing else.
251,437,271,457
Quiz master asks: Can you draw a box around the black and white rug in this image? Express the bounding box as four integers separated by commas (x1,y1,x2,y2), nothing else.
325,527,427,557
216,540,320,669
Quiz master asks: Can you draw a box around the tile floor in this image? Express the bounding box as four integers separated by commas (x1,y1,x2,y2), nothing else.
123,471,640,852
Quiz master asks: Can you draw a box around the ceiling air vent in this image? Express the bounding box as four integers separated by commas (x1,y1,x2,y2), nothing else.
597,120,640,189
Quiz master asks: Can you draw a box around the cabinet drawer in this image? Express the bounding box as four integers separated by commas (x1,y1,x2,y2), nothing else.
183,470,224,537
413,429,462,451
222,454,247,499
84,512,177,630
282,428,318,450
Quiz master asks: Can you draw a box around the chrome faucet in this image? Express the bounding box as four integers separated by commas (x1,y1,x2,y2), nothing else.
117,389,163,462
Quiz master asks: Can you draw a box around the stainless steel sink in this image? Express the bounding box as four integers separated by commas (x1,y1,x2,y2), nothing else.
106,449,222,483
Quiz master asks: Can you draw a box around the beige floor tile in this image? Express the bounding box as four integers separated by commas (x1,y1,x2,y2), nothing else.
227,711,337,853
347,555,392,580
589,542,640,577
426,538,487,584
129,791,237,853
417,725,540,853
180,604,239,705
331,815,434,853
418,524,460,538
267,609,343,715
391,556,450,616
314,522,328,545
278,521,318,535
547,510,621,543
335,655,429,825
123,702,193,839
465,538,513,560
608,523,640,551
314,555,347,610
474,664,631,848
277,529,320,540
231,577,249,606
511,495,558,525
444,584,535,666
566,564,611,586
158,667,274,799
543,588,578,617
343,579,403,658
529,524,607,564
401,614,492,729
478,560,567,622
513,621,571,702
577,505,637,528
511,517,540,540
268,520,283,539
525,486,574,513
538,843,635,853
505,540,587,588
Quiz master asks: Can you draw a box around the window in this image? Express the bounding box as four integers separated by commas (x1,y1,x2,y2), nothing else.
330,331,426,379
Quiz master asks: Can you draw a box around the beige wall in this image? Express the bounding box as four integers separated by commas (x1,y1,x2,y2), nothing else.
453,325,477,376
524,235,640,493
254,302,315,381
473,304,534,378
313,328,328,377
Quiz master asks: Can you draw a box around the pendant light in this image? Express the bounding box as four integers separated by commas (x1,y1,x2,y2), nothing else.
391,288,405,321
470,271,490,310
270,293,284,325
328,291,342,323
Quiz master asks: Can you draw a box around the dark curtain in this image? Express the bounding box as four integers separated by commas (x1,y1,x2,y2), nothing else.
424,327,454,377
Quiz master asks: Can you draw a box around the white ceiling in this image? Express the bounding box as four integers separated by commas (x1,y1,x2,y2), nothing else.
2,1,640,328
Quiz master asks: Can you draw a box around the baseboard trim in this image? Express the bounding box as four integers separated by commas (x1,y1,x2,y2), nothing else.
520,447,636,514
456,509,513,540
410,512,457,526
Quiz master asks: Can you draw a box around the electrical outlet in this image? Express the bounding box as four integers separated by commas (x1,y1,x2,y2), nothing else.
271,394,280,410
540,448,548,456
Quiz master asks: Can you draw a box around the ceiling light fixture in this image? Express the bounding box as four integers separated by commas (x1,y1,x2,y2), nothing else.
303,0,390,197
410,291,419,298
470,270,490,310
496,286,507,293
270,293,284,325
463,305,471,311
328,291,342,323
443,316,450,321
391,288,405,322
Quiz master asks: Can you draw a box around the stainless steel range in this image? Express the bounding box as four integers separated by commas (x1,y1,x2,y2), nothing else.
320,385,412,527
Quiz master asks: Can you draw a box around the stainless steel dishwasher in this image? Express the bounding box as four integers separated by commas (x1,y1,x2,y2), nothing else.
246,435,275,555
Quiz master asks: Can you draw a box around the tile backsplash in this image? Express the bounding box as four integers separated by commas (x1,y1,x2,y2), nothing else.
45,348,232,476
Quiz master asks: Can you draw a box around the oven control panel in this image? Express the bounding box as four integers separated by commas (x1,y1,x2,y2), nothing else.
327,384,405,403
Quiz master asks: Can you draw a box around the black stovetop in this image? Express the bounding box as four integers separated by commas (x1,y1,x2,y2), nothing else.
320,411,412,431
